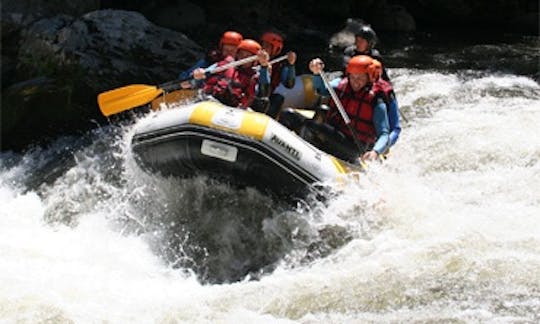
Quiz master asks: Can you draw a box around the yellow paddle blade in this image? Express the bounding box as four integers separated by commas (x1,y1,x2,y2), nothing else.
150,89,198,111
98,84,164,116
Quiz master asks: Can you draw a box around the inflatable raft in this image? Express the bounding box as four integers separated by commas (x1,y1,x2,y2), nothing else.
131,101,358,198
273,72,343,109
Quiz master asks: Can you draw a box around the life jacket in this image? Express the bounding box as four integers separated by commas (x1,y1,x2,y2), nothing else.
203,59,258,108
327,78,377,144
269,61,284,91
371,79,394,105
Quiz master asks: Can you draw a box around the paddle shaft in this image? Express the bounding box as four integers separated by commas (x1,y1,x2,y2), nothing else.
319,70,365,153
398,107,409,124
252,54,288,71
159,54,260,92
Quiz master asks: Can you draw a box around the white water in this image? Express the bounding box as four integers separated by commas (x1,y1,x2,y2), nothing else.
1,70,539,323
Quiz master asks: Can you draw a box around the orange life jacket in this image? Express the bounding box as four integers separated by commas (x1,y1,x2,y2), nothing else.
327,78,377,144
203,60,257,108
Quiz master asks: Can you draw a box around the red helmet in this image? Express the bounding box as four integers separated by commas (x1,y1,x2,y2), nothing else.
237,39,262,55
261,32,283,56
368,59,383,81
219,31,243,48
346,55,373,74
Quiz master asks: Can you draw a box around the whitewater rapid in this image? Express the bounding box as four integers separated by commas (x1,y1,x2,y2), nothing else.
1,69,539,323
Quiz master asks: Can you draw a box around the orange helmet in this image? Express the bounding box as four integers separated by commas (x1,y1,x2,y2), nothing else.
237,39,262,55
368,59,383,81
261,32,283,56
346,55,373,74
219,31,243,48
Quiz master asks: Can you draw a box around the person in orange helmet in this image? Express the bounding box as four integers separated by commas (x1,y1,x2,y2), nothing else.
193,39,271,109
342,25,390,82
281,55,390,163
260,32,297,91
308,55,390,162
179,30,243,81
259,31,297,118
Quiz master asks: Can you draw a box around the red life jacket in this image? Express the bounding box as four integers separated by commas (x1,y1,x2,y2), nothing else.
203,60,258,108
269,61,284,91
327,78,377,144
371,79,394,105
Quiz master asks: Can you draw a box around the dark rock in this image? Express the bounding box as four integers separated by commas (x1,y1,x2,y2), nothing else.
371,4,416,32
2,77,93,150
1,0,100,37
329,18,369,50
16,10,202,91
391,0,538,34
2,9,204,151
139,0,206,31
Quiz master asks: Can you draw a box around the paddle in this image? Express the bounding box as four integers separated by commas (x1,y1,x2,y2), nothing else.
98,54,260,116
252,54,288,71
319,70,365,154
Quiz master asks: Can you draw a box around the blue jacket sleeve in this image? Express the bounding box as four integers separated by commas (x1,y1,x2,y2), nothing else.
255,66,271,96
178,58,209,80
372,98,390,154
280,64,296,89
387,97,401,146
311,74,326,95
311,75,341,95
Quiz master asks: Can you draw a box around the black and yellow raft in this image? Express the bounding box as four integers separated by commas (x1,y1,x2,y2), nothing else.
131,100,360,198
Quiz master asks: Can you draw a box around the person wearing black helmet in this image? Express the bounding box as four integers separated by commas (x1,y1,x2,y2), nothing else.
342,25,390,82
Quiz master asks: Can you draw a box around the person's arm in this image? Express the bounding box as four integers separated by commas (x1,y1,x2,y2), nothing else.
309,58,345,112
279,64,296,89
280,51,297,88
311,74,327,95
178,58,208,80
370,98,390,155
257,49,271,94
256,66,271,97
387,94,401,146
248,66,271,112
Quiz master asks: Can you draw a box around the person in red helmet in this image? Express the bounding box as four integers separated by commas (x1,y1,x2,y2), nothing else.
193,39,271,109
259,31,297,118
281,55,390,163
179,30,243,80
311,55,389,162
260,32,297,91
342,25,390,82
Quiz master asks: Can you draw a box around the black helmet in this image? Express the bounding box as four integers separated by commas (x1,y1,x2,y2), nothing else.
355,25,377,49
